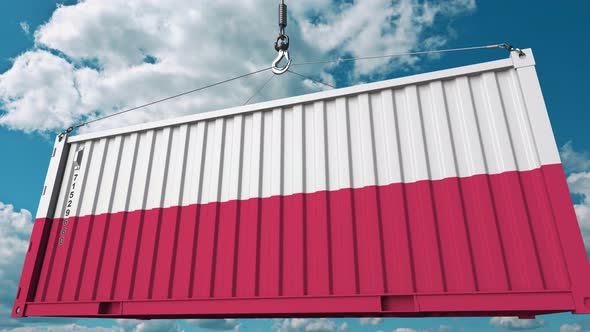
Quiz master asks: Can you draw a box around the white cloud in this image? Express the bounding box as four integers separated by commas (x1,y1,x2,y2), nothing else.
305,319,339,332
0,201,33,237
560,142,590,252
561,141,590,173
0,50,87,133
275,319,309,331
274,318,344,332
489,317,546,330
298,0,475,75
437,325,453,332
359,318,383,326
115,319,183,332
19,22,30,35
0,202,33,325
0,202,84,329
187,319,240,331
567,172,590,250
0,318,184,332
1,0,475,135
560,323,584,332
299,71,336,91
389,326,457,332
0,323,122,332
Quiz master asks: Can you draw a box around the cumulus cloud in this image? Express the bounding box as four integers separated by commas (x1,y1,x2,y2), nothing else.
2,320,182,332
567,172,590,249
187,319,240,331
489,317,546,330
0,0,476,135
0,202,33,327
438,325,453,332
297,0,475,75
391,326,456,332
274,318,346,332
120,320,180,332
560,323,584,332
359,317,383,326
0,202,87,329
0,50,86,133
0,324,123,332
0,201,33,236
561,142,590,252
561,141,590,173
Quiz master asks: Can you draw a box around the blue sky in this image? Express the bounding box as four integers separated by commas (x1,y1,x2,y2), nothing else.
0,1,589,332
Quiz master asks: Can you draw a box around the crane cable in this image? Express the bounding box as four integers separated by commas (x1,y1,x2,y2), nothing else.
243,73,276,106
58,43,523,140
286,70,336,89
58,66,272,140
292,43,523,67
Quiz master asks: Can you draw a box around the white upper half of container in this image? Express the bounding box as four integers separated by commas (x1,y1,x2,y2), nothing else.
44,49,561,218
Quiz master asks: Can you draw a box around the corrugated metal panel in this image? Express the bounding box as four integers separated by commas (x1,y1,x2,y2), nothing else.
13,49,590,318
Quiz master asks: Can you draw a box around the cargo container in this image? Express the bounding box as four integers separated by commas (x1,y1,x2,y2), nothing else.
13,49,590,319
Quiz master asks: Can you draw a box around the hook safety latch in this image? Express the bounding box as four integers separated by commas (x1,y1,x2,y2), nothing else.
272,49,291,75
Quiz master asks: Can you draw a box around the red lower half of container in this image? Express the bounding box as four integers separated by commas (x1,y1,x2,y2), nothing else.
13,164,590,318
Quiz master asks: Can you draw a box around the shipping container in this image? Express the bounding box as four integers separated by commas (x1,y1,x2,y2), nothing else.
13,49,590,319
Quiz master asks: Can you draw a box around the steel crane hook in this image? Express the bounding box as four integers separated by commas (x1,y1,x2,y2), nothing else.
272,49,291,75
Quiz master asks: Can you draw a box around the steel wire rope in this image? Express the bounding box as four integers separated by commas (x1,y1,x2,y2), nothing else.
287,70,336,89
243,73,276,105
290,44,518,67
58,43,521,138
59,66,273,138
